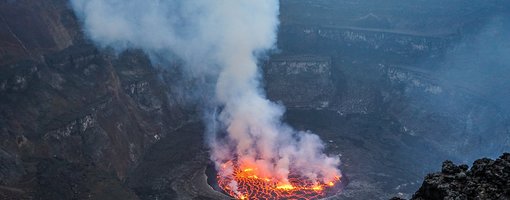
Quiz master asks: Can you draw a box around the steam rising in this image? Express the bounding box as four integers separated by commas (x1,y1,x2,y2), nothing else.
70,0,340,191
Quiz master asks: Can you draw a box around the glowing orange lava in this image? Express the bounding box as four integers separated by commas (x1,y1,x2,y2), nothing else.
217,161,341,200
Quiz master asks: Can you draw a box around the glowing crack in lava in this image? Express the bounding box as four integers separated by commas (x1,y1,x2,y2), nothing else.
217,160,342,199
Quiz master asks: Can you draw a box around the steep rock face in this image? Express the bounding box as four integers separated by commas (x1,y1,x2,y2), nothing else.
264,55,334,109
0,45,189,199
274,23,456,117
0,0,80,65
412,153,510,200
380,63,510,161
0,44,187,174
0,1,189,199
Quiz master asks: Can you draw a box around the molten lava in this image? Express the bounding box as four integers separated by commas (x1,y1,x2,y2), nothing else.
217,161,341,200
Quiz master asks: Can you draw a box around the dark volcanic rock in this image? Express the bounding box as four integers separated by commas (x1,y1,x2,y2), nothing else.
33,157,139,200
0,1,190,199
411,153,510,200
0,0,81,65
264,55,335,109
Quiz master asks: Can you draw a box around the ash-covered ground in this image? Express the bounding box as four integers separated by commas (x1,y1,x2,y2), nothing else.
1,0,510,200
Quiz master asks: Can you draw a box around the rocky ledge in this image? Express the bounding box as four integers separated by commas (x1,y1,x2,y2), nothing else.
396,153,510,200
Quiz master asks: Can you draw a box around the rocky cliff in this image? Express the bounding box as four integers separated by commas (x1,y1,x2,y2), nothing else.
264,55,334,109
0,1,190,199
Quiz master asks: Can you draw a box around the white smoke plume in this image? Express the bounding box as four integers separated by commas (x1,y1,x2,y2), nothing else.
70,0,340,191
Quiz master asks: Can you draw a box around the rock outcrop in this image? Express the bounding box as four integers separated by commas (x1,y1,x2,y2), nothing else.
411,153,510,200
